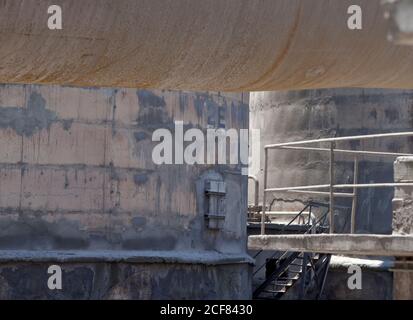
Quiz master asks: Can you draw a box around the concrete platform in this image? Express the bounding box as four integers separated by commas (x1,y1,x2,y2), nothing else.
0,250,253,299
248,234,413,257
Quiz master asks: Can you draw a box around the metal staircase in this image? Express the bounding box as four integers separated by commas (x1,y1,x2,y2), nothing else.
252,201,332,300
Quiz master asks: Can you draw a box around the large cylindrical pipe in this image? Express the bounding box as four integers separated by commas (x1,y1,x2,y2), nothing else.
1,0,413,90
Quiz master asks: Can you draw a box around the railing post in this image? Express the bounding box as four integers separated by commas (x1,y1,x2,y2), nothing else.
351,156,359,234
299,253,308,299
329,142,335,233
261,148,268,235
248,175,259,208
317,255,331,300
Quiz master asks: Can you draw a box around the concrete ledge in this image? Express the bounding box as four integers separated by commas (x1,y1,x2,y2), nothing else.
248,234,413,257
330,256,394,270
0,250,254,266
0,252,253,299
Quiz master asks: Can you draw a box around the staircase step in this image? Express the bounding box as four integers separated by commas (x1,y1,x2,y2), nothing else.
294,257,319,263
263,288,286,294
290,262,314,267
290,263,307,267
289,263,303,268
274,280,293,287
278,275,300,281
288,268,303,274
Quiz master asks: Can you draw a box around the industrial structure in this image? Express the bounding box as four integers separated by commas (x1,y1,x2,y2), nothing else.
0,85,251,299
1,0,413,91
248,88,413,299
0,0,412,300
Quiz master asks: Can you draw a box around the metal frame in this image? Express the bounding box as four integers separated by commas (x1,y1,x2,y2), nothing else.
248,175,259,208
253,201,331,299
261,132,413,235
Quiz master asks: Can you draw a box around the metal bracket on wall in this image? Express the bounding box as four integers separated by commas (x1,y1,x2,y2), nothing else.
205,180,226,229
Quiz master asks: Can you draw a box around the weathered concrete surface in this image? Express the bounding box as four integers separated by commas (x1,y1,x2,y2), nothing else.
0,84,250,299
281,256,394,300
0,260,251,299
0,250,254,265
393,157,413,235
394,271,413,300
0,251,253,300
0,84,249,252
329,255,394,270
392,157,413,299
2,1,413,91
248,234,413,256
249,89,413,234
322,268,393,300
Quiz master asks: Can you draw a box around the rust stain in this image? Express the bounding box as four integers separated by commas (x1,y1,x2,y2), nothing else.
0,31,106,41
237,3,303,91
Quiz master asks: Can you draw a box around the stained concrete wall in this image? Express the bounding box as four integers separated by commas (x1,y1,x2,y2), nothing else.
393,157,413,300
393,157,413,235
321,269,393,300
321,257,393,300
249,89,413,234
274,260,393,300
0,84,251,299
0,259,251,300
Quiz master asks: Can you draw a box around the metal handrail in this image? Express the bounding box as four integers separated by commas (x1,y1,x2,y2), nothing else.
252,202,331,299
253,201,329,276
260,131,413,235
266,183,413,192
265,132,413,149
248,175,259,208
278,146,412,157
282,203,311,229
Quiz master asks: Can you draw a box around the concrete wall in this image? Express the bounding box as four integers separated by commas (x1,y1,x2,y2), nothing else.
393,157,413,300
276,266,393,300
0,84,251,299
249,88,413,234
393,157,413,235
321,268,393,300
0,257,251,300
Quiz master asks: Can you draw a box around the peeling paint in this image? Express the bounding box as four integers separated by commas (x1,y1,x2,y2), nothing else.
137,90,166,109
133,131,148,142
133,173,149,186
0,92,56,136
0,84,250,299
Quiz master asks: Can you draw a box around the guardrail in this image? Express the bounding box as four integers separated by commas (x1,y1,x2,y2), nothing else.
261,132,413,235
248,175,259,208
